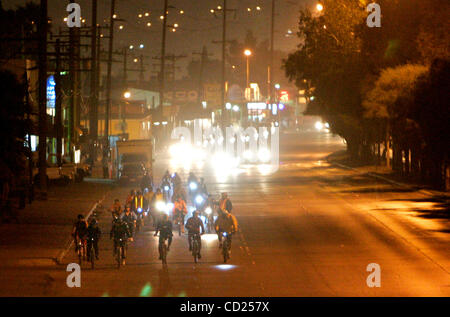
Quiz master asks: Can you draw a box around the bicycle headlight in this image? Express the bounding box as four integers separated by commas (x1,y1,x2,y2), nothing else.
195,195,204,204
164,185,169,191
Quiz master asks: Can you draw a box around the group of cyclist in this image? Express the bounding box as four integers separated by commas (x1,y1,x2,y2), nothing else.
71,170,238,265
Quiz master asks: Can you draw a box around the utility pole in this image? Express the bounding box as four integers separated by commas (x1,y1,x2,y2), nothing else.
89,0,98,163
37,0,48,198
55,38,63,167
122,47,127,84
139,54,144,83
221,0,227,126
105,0,116,156
159,0,169,115
269,0,275,106
193,46,212,105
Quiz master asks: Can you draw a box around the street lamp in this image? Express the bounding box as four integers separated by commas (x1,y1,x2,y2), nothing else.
244,49,252,89
123,91,131,99
316,3,323,12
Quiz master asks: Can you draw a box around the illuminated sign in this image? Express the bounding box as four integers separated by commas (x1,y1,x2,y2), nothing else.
247,102,267,110
280,90,289,103
47,75,56,108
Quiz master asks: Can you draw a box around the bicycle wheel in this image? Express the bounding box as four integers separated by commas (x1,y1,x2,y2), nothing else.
192,241,198,263
116,246,121,269
90,245,95,269
161,242,167,265
77,242,82,265
222,241,229,263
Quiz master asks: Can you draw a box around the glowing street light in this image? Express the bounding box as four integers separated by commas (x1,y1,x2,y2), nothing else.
123,91,131,99
316,3,323,12
244,49,252,88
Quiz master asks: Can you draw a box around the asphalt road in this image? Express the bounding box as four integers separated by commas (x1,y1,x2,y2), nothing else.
3,130,450,296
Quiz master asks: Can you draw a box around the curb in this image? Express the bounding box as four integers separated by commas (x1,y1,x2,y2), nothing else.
329,161,448,198
54,193,108,265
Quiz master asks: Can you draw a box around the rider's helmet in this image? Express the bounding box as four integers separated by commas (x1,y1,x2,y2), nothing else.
77,214,84,220
114,198,120,203
137,191,142,196
90,218,97,225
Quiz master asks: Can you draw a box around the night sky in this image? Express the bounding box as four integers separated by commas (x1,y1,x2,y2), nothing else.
3,0,314,79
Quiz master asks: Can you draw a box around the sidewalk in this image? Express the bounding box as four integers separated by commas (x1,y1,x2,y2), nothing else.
327,150,450,198
0,181,112,268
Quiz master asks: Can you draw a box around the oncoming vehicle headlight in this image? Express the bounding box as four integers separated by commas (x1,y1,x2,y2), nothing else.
164,185,169,191
137,207,143,213
156,201,165,212
315,121,324,131
205,207,212,215
189,182,198,190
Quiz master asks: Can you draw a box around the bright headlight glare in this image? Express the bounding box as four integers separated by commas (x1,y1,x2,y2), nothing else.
156,201,165,212
205,207,212,215
195,195,204,204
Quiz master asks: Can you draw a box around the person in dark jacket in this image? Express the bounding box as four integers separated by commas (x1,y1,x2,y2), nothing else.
86,218,101,260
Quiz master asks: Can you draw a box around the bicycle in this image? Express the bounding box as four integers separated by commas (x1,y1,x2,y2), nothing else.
192,233,201,263
174,213,184,236
87,237,95,269
114,238,126,269
76,237,86,265
159,236,169,265
221,232,231,263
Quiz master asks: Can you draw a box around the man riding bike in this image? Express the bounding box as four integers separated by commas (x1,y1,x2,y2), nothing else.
215,209,238,251
72,214,88,255
219,192,233,214
199,177,208,196
110,216,131,263
140,171,153,193
121,205,137,238
126,190,136,206
86,218,101,261
154,213,173,260
173,195,188,234
185,210,205,258
110,198,122,218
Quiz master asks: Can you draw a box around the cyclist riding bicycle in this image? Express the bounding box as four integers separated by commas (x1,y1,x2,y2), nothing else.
86,218,101,261
219,192,233,213
154,213,173,260
72,214,88,253
185,210,205,258
121,205,137,238
110,216,131,261
215,209,238,250
173,195,188,233
126,190,136,206
110,199,122,218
